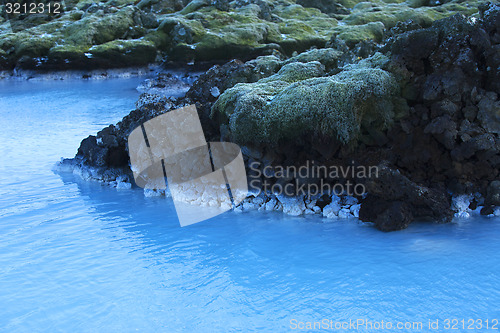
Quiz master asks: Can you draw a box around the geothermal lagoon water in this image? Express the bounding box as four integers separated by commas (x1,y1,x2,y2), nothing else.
1,77,499,331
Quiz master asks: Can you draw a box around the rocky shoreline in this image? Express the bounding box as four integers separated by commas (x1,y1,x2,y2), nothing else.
0,65,157,80
0,0,483,70
19,1,498,231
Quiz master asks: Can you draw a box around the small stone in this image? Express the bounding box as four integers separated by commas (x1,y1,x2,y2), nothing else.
323,200,341,218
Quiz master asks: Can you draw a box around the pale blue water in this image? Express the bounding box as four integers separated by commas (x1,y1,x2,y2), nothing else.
0,78,499,332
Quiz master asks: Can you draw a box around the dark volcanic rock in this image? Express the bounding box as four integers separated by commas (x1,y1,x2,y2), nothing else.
480,206,494,216
486,180,500,206
384,6,500,198
374,201,414,232
359,166,453,231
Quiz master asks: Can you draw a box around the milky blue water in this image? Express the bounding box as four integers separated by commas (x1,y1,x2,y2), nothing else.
1,78,500,332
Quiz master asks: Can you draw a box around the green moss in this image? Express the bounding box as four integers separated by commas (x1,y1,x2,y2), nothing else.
0,0,486,68
68,10,85,21
405,0,429,8
340,0,475,28
275,3,325,20
284,48,342,70
273,4,339,52
179,0,209,14
47,44,90,63
334,21,385,47
264,67,398,144
351,51,391,69
30,20,67,35
217,23,269,46
162,7,280,60
343,3,437,28
63,6,136,46
89,38,157,66
144,30,170,50
158,1,341,60
63,15,101,46
6,33,57,58
246,55,283,78
186,8,238,27
158,16,206,43
93,7,137,44
440,1,482,17
260,61,325,83
337,0,369,9
212,54,403,145
0,33,21,52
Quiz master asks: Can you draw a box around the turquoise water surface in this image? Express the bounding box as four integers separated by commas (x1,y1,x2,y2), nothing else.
1,78,499,332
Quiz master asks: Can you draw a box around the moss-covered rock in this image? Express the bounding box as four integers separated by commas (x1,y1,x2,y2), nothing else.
246,54,283,78
284,48,342,70
154,1,340,60
333,21,385,47
15,34,58,58
88,38,157,66
0,31,58,68
212,53,405,145
137,0,190,14
260,61,325,83
62,6,137,46
47,44,90,67
0,0,487,69
343,0,481,29
296,0,351,16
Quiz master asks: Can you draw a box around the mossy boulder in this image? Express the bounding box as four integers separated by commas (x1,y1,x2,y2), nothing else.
259,61,325,83
246,54,283,78
0,32,58,68
63,6,138,46
212,53,405,145
14,34,58,58
333,21,385,47
284,48,342,70
88,39,157,66
47,44,90,67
